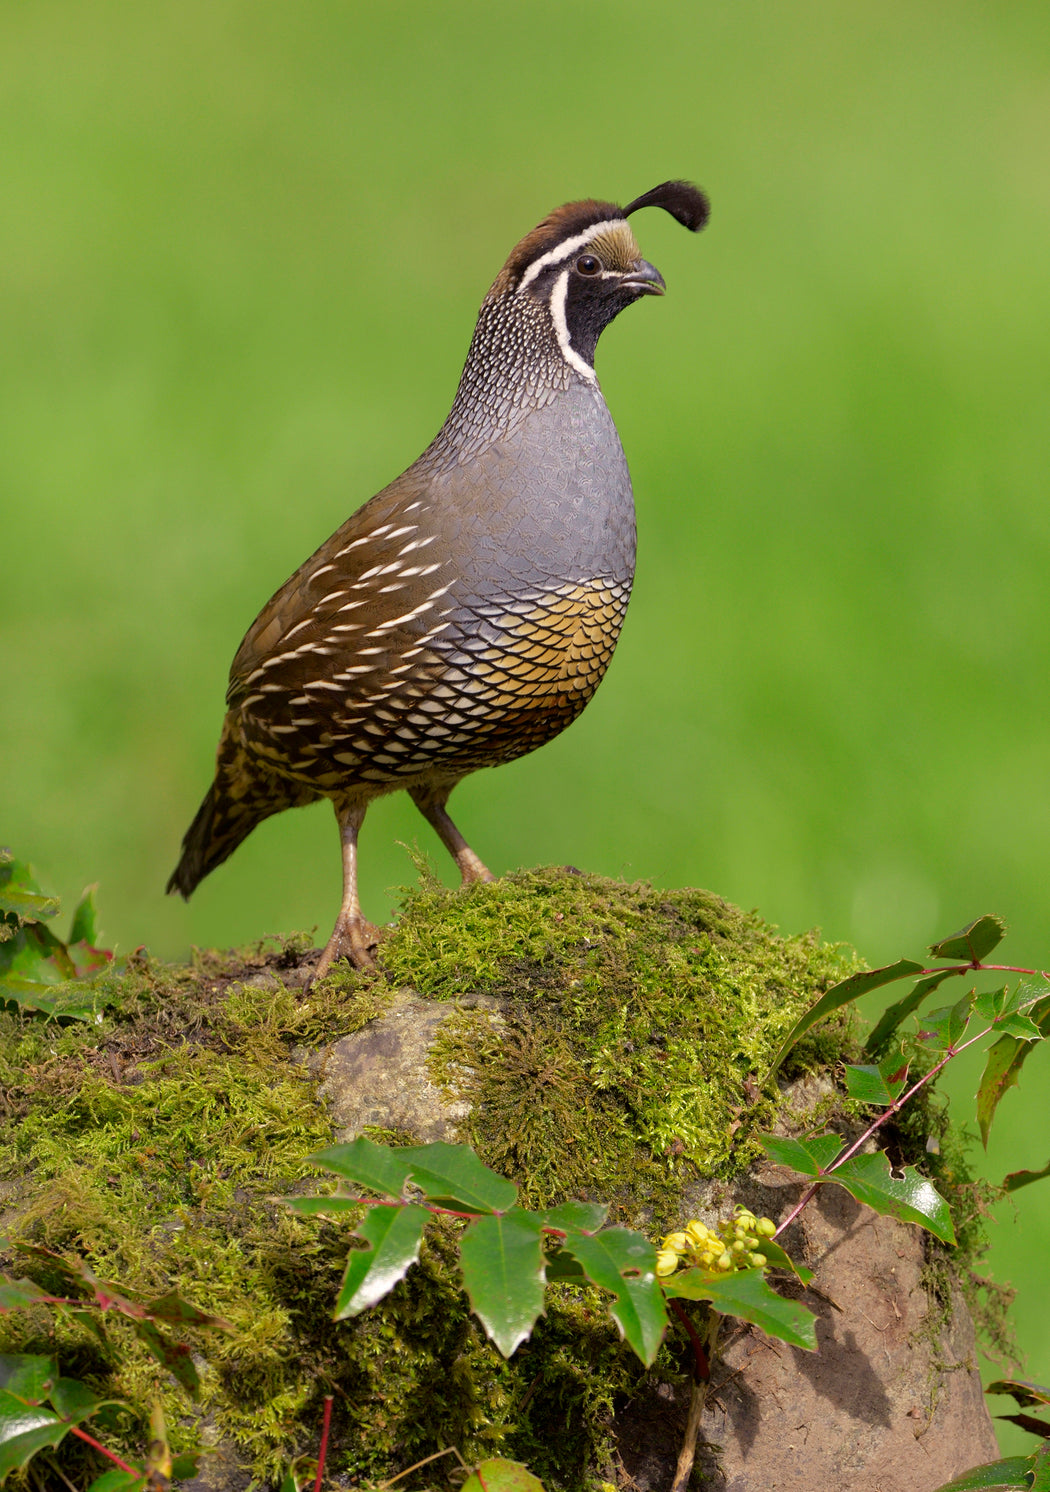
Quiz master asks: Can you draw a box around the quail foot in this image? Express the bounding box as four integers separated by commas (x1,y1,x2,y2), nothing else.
168,181,710,975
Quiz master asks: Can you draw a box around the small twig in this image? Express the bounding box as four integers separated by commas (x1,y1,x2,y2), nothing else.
68,1425,140,1477
377,1446,465,1488
669,1378,708,1492
313,1394,334,1492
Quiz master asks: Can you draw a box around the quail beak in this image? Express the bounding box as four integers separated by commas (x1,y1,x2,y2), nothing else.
622,259,666,296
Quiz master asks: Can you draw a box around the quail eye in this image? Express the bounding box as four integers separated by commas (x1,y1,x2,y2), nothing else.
575,254,601,276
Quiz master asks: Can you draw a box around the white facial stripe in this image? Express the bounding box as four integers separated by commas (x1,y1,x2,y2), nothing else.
516,219,628,293
548,267,598,384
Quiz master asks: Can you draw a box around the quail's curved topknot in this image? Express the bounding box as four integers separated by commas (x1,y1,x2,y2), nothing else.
623,180,710,233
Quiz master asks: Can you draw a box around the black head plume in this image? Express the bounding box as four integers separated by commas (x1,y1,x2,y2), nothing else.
623,180,710,233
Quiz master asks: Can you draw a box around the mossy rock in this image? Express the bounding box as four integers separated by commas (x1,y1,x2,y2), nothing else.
0,868,996,1490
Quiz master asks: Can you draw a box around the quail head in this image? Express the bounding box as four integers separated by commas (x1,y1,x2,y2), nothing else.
168,180,710,974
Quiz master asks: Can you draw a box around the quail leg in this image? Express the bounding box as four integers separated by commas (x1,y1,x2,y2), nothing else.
314,799,382,977
409,782,495,885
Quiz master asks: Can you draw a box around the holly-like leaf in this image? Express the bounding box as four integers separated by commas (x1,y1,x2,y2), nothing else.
306,1137,416,1199
663,1266,817,1351
0,857,60,923
284,1194,362,1219
1004,1161,1050,1194
865,968,962,1056
929,1455,1041,1490
0,1354,56,1400
459,1210,545,1357
844,1059,909,1107
67,888,100,947
398,1142,518,1214
538,1200,608,1235
759,1133,844,1176
764,960,923,1081
916,991,976,1051
558,1228,667,1366
0,1392,67,1481
977,1036,1027,1149
131,1323,200,1396
829,1152,955,1244
85,1471,148,1492
928,915,1006,964
0,1277,50,1312
986,1378,1050,1409
996,1414,1050,1439
461,1457,546,1492
142,1291,231,1331
541,1247,586,1282
751,1238,814,1284
334,1203,428,1318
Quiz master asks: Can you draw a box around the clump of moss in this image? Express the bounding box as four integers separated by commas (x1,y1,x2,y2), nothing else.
393,869,860,1212
4,868,984,1491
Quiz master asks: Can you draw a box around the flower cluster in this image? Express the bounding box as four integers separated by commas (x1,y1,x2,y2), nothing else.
656,1205,777,1277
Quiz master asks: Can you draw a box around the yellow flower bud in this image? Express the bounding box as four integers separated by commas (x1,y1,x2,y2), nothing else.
656,1249,680,1277
748,1252,767,1268
716,1251,733,1271
755,1218,776,1238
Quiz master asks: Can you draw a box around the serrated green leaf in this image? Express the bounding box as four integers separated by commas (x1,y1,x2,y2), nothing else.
143,1290,231,1331
67,888,99,947
0,859,60,923
1003,1161,1050,1194
764,960,924,1081
0,1392,67,1481
542,1248,586,1281
995,1013,1042,1041
559,1228,666,1366
85,1471,148,1492
539,1200,608,1234
750,1238,814,1284
986,1379,1050,1409
459,1210,545,1357
130,1322,199,1396
996,1414,1050,1439
929,1455,1039,1490
978,1037,1027,1149
975,987,1013,1022
928,915,1006,964
461,1457,546,1492
48,1378,120,1422
844,1059,909,1106
398,1142,518,1214
759,1133,844,1176
0,1354,56,1400
663,1266,817,1350
284,1194,362,1218
334,1203,428,1318
0,1277,49,1313
306,1137,416,1199
865,968,962,1056
916,992,974,1051
829,1152,955,1243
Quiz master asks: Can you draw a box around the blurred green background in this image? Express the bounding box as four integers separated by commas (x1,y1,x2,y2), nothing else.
3,0,1048,1448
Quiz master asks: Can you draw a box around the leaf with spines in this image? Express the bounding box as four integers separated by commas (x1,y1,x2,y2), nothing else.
986,1379,1050,1410
827,1152,955,1244
759,1132,844,1176
663,1266,817,1350
865,968,962,1056
460,1458,546,1492
538,1200,608,1234
915,992,975,1051
397,1142,518,1213
0,855,60,923
1003,1160,1050,1194
928,915,1006,964
929,1454,1046,1490
764,960,924,1081
334,1203,428,1319
976,995,1050,1147
843,1058,909,1106
459,1211,546,1357
557,1227,667,1366
305,1137,416,1199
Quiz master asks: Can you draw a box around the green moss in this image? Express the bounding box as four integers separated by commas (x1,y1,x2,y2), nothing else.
2,868,986,1490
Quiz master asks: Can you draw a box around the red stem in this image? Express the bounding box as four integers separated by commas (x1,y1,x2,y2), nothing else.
773,975,1044,1241
68,1425,140,1477
314,1394,334,1492
669,1298,710,1381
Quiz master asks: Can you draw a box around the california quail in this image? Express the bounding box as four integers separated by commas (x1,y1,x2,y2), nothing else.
168,180,709,975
